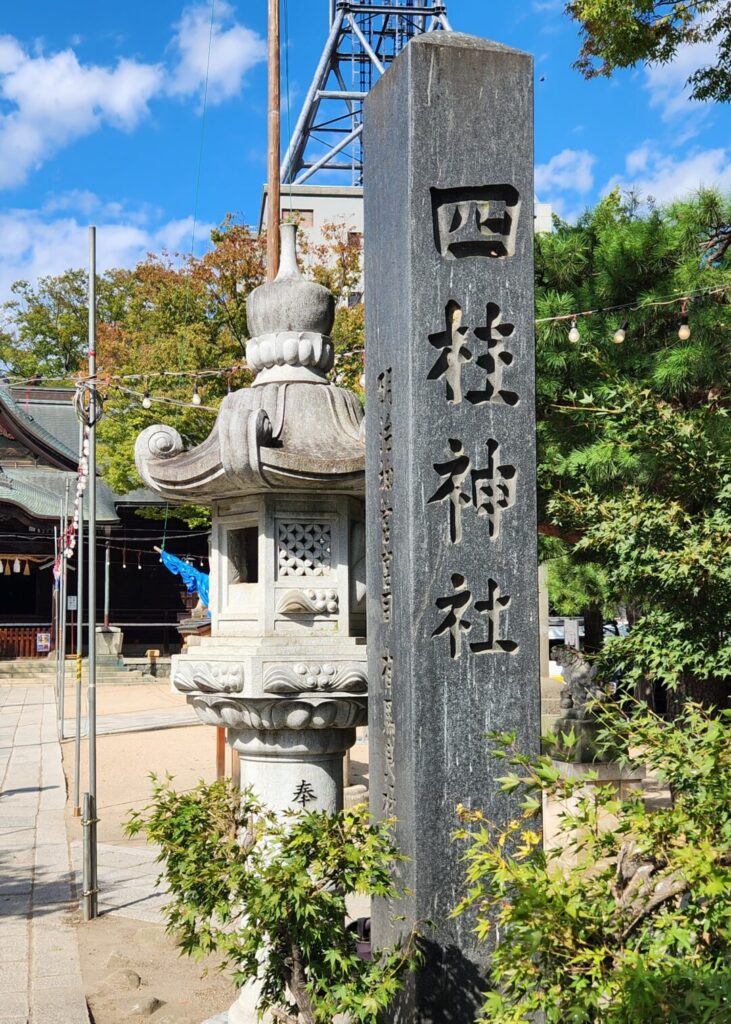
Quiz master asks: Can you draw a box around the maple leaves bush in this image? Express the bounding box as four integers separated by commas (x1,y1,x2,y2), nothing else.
127,779,418,1024
454,700,731,1024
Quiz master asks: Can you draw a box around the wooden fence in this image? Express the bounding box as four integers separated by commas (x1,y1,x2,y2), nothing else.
0,627,51,659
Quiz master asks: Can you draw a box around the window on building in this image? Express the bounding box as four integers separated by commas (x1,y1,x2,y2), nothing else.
282,208,314,228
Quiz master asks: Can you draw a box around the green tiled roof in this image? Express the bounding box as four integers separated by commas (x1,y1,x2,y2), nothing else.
0,467,119,523
0,385,78,466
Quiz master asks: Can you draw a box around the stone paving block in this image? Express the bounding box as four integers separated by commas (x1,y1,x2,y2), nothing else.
29,984,89,1024
0,879,33,898
0,992,29,1018
33,845,71,872
0,816,37,829
0,961,29,991
0,828,35,850
32,950,81,981
1,849,34,871
0,929,28,964
31,925,78,964
32,883,74,911
0,894,31,919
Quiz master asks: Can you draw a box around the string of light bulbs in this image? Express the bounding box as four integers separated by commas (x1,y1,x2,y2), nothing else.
3,279,729,394
538,283,730,345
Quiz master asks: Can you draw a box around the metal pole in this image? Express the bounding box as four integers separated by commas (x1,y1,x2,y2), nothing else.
82,791,96,921
53,526,59,690
267,0,281,280
58,479,70,739
73,421,84,817
87,225,98,919
103,541,110,627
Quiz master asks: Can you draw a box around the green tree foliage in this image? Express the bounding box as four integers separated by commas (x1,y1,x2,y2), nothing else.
0,270,91,378
537,189,731,704
127,780,418,1024
566,1,731,103
0,217,364,521
454,701,731,1023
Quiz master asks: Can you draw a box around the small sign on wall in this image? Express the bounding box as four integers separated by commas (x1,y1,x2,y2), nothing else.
36,632,51,653
67,596,78,611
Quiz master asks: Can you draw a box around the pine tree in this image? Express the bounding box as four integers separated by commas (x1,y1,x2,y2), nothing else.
537,188,731,707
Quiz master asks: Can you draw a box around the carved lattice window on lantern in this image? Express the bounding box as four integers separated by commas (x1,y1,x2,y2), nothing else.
277,523,332,577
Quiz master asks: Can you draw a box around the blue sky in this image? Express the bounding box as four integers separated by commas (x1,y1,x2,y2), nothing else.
1,1,729,302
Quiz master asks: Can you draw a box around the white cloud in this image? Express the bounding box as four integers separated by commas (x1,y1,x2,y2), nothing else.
643,39,717,132
607,146,731,204
0,197,214,305
0,4,265,191
625,143,651,175
167,1,266,104
535,149,596,195
0,38,163,189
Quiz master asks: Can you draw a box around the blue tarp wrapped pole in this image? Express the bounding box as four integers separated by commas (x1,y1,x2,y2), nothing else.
154,546,210,609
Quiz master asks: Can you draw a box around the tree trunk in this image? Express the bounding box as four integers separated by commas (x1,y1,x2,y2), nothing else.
582,603,604,655
668,675,731,716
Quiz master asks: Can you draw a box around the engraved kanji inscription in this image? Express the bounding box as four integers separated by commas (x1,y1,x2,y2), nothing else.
382,650,396,816
431,184,521,260
471,579,519,654
432,573,518,659
378,368,394,623
432,573,472,659
428,302,519,406
292,779,317,807
428,438,517,543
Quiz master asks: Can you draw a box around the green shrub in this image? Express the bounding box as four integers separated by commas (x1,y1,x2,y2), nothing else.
454,701,731,1023
127,778,418,1024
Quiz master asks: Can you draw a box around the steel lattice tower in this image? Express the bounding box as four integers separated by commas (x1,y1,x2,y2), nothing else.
281,1,451,186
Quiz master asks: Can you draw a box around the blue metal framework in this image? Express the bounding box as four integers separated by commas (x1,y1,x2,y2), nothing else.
281,0,451,186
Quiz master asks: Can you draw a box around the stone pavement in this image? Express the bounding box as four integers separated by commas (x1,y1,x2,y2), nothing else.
0,685,89,1024
62,705,200,738
69,841,167,924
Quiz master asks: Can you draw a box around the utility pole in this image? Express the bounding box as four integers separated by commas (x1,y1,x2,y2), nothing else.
267,0,281,280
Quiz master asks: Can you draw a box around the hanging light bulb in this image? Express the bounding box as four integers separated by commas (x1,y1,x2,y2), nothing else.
4,561,10,576
613,319,628,345
678,301,691,341
142,391,152,410
568,317,580,344
137,551,142,570
0,560,4,574
191,381,202,406
12,558,20,573
23,560,30,576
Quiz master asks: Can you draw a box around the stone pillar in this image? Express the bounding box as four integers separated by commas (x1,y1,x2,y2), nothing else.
364,32,539,1020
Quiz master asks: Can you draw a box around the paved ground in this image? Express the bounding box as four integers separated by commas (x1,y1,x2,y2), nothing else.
62,705,200,738
69,841,167,924
0,685,89,1024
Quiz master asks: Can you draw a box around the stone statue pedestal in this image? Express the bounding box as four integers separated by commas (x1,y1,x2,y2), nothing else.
543,759,646,868
95,625,123,665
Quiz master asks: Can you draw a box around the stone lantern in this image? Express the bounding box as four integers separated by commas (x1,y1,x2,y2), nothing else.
135,224,367,815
